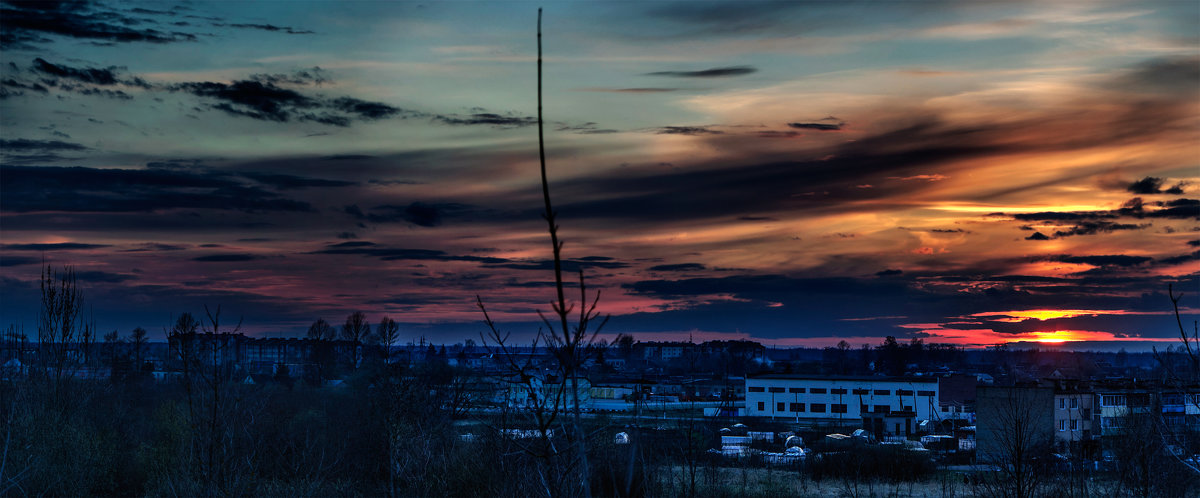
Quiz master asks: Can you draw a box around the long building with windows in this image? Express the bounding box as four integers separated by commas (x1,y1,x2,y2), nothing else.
745,374,939,423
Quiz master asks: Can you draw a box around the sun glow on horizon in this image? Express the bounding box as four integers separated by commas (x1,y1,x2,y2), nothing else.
970,309,1138,322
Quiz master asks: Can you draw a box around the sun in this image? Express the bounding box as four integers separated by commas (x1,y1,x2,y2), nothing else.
1030,331,1078,343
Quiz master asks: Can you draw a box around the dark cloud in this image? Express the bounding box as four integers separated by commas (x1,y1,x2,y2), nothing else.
225,23,314,35
121,242,187,252
556,122,620,134
788,118,844,131
0,78,49,94
654,126,723,135
649,263,706,272
756,131,801,139
0,138,87,151
876,269,903,277
70,86,132,99
1148,199,1199,219
1188,239,1200,247
0,256,39,267
323,154,374,161
1127,176,1186,195
331,97,403,120
192,254,264,262
645,66,757,78
1012,211,1115,221
31,58,149,87
309,243,508,265
171,80,316,122
1052,221,1149,238
344,202,469,227
248,67,331,86
435,113,537,127
239,172,354,189
1008,197,1195,232
1112,56,1200,95
1046,255,1153,267
169,79,410,126
1158,250,1200,266
543,119,1016,224
1,242,110,251
1025,232,1050,240
74,270,138,283
482,258,629,272
0,1,198,48
1,165,316,213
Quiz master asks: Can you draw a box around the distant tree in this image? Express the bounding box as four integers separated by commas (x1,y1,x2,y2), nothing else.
376,316,400,362
908,337,925,367
341,312,370,343
615,333,635,359
130,326,148,374
341,312,370,369
877,336,905,376
306,318,335,341
103,330,120,372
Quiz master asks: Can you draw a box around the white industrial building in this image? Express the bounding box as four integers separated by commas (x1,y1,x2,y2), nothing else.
745,375,939,423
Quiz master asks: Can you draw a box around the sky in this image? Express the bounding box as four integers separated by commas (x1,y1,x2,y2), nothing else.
0,0,1197,350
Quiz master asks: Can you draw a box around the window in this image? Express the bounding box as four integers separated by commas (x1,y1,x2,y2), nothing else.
1058,420,1066,431
918,390,935,397
768,387,785,393
862,404,870,413
757,402,765,411
1070,419,1078,431
811,403,826,413
903,406,913,412
940,406,949,412
874,405,890,414
777,402,785,412
832,404,847,413
1059,398,1065,410
852,388,870,395
811,388,827,394
897,389,913,396
790,403,805,412
874,390,890,396
789,387,805,393
749,387,765,393
1102,395,1126,407
1070,398,1078,409
831,388,847,395
1083,408,1091,418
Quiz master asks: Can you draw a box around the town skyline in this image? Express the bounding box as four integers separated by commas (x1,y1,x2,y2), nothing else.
1,1,1197,350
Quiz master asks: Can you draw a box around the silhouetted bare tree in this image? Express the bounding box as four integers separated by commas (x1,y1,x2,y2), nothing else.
307,318,335,341
477,9,608,498
377,316,399,362
37,264,85,406
341,312,370,369
130,327,148,374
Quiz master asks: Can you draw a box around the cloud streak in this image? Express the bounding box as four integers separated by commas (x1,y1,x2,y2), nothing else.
646,66,757,78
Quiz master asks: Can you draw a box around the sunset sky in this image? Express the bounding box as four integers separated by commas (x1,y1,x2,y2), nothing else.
1,1,1197,350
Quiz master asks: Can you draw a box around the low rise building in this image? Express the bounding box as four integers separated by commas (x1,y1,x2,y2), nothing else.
745,375,939,424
